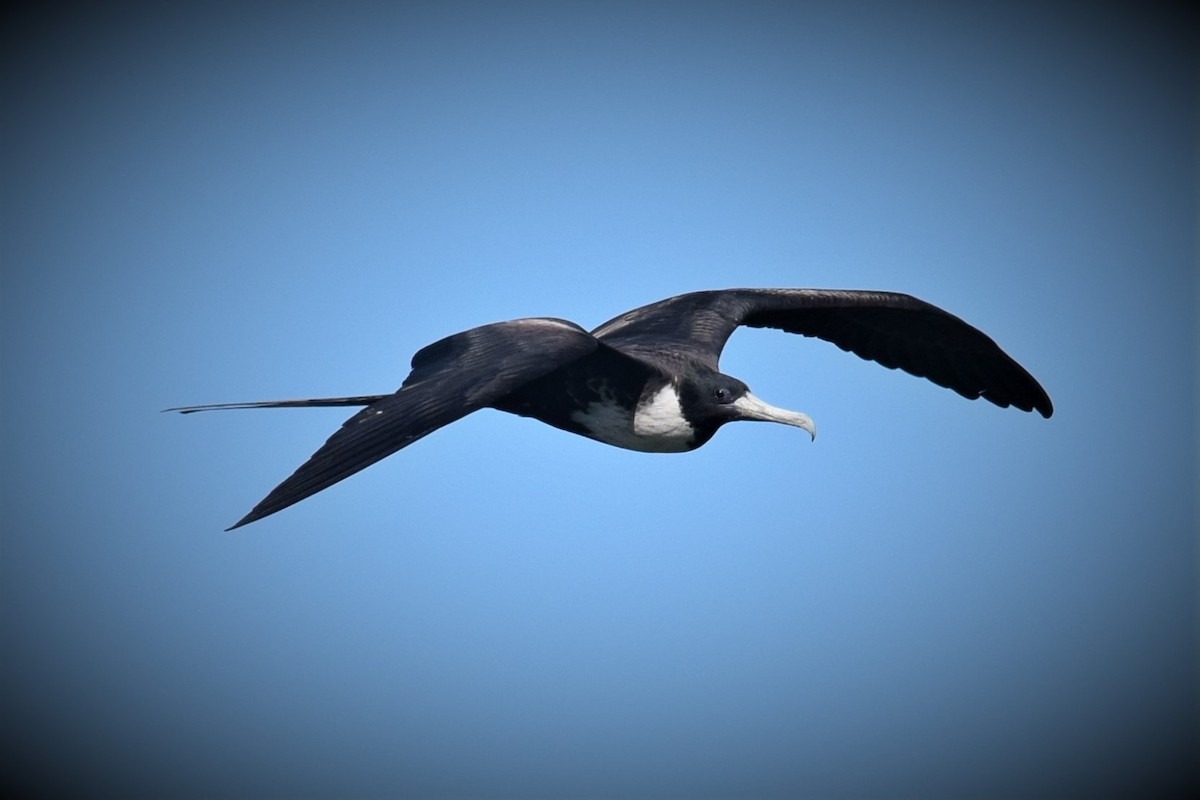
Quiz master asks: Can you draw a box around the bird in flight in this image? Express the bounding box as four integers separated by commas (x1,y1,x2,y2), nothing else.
169,289,1052,529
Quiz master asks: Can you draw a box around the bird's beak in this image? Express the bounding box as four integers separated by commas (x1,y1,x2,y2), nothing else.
733,392,817,440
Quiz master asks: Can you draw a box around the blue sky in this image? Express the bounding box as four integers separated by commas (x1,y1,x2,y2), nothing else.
2,2,1195,797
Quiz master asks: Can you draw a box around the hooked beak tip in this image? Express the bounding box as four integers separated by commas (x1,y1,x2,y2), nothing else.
734,393,816,441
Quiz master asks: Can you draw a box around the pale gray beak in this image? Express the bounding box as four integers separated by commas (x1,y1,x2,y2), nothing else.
733,392,816,440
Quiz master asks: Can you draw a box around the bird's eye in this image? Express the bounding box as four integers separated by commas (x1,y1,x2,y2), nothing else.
714,387,732,403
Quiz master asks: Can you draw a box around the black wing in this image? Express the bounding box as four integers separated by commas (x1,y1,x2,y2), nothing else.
592,288,1053,417
221,318,596,529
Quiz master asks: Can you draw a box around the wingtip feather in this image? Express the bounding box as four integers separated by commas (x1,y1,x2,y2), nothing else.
225,512,258,531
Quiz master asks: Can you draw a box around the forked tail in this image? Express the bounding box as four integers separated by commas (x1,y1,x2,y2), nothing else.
164,395,391,414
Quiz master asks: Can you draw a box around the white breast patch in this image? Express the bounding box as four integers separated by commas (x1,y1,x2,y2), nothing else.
570,384,695,453
633,384,692,443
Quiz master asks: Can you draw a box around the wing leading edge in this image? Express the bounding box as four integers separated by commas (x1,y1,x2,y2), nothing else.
592,288,1052,417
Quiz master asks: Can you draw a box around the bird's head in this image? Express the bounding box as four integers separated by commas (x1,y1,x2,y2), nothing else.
680,371,816,443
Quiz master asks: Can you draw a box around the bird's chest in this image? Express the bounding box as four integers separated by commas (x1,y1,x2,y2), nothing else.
569,382,696,453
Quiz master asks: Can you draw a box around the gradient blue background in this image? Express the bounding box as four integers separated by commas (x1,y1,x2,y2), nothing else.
3,2,1195,797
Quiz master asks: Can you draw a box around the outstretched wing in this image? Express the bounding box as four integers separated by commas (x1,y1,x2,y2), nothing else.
226,317,596,529
592,288,1052,417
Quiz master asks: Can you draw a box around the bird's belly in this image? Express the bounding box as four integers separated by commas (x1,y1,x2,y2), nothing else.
569,387,696,453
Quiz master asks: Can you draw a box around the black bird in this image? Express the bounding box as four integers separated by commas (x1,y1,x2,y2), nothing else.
169,289,1052,529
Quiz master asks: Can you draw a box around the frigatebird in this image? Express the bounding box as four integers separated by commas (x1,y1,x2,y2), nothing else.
169,289,1052,529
